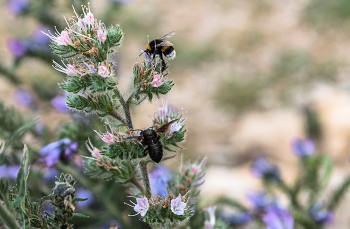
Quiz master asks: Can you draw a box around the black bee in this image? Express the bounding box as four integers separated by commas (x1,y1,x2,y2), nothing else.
142,31,176,71
129,119,178,163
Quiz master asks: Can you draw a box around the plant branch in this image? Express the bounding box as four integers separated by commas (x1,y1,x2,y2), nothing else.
108,111,127,125
139,160,152,198
0,203,19,229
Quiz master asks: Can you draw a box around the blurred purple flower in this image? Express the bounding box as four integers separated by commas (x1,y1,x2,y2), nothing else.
251,156,281,183
6,38,28,58
107,0,131,4
76,188,94,209
247,191,272,212
31,26,51,45
6,0,29,16
263,204,294,229
149,164,172,197
51,94,70,113
42,168,60,183
38,138,78,168
310,202,334,225
225,212,252,226
291,138,315,157
14,88,36,109
0,165,20,179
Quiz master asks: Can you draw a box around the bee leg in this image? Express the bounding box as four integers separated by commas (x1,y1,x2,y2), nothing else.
159,54,166,72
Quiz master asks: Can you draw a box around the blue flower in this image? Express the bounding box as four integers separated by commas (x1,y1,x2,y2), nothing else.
38,138,78,168
51,94,70,113
0,164,20,179
246,191,272,212
149,164,171,197
310,202,334,225
262,204,294,229
75,188,94,209
14,88,36,110
291,137,315,157
225,212,252,226
6,0,29,16
6,38,28,58
251,156,281,183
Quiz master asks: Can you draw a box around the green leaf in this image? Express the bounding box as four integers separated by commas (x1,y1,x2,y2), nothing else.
0,117,39,165
10,144,30,210
73,212,90,218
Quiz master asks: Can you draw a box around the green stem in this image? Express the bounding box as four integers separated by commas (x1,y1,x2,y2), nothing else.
114,87,152,198
56,163,128,228
108,111,127,125
140,160,152,198
0,203,19,229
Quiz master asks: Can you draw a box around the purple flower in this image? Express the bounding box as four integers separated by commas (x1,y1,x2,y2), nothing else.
76,188,94,209
51,94,70,113
291,138,315,157
149,165,172,197
31,26,51,45
251,156,281,183
247,191,272,212
125,197,149,217
310,203,334,225
0,165,20,179
225,212,252,226
14,88,36,109
6,38,28,58
171,196,187,215
38,138,78,168
6,0,29,16
263,204,294,229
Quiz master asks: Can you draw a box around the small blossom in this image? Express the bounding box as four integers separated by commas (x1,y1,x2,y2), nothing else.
43,29,73,46
98,65,110,78
91,148,102,159
76,18,87,32
38,138,79,168
169,118,185,133
97,28,107,43
53,60,80,76
156,99,179,122
14,88,36,109
151,74,164,87
247,191,272,212
125,197,149,217
6,0,29,16
189,164,201,175
263,204,294,229
51,94,70,113
291,137,315,157
170,196,186,215
149,165,172,197
94,130,115,143
84,11,95,25
204,206,217,229
6,38,28,58
0,165,20,179
310,202,334,225
251,156,281,183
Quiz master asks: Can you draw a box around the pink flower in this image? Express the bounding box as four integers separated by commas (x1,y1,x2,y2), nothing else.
97,29,107,42
94,130,115,143
151,74,164,87
91,148,102,159
76,18,87,32
189,164,201,175
84,11,95,25
168,118,186,133
171,196,186,215
98,65,110,78
43,29,73,46
53,61,80,76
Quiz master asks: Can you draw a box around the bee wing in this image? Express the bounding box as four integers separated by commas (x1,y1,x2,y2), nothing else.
125,136,143,142
155,41,174,48
159,31,176,41
156,119,178,133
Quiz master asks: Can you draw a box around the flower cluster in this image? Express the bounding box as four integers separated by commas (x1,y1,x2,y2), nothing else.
126,194,192,227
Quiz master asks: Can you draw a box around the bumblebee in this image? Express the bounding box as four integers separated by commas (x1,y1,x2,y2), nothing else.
143,31,176,71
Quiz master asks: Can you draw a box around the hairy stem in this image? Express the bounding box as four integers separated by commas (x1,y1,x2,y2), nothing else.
140,160,152,198
131,176,144,193
108,111,127,125
115,87,152,198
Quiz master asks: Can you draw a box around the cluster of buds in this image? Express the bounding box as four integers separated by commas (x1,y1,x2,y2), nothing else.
125,194,192,227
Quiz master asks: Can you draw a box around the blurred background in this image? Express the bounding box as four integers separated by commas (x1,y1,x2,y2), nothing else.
1,0,350,228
